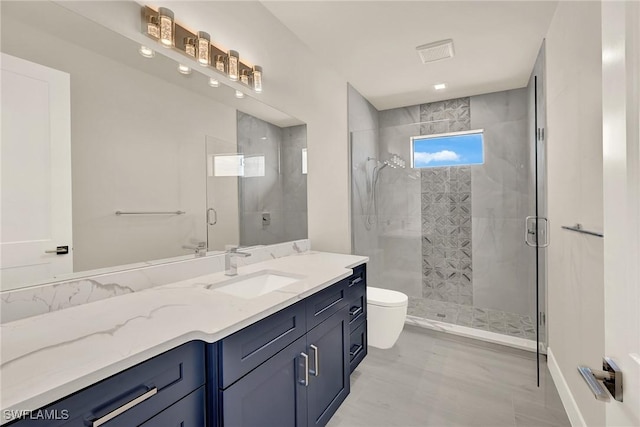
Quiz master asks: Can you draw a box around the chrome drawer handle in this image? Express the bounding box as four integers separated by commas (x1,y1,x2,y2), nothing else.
350,344,363,358
299,352,309,386
349,306,363,317
349,277,363,287
92,387,157,426
310,345,319,376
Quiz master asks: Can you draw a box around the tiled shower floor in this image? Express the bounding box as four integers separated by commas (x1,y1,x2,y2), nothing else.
408,297,537,340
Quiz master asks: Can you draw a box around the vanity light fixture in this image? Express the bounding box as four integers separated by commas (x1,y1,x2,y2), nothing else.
138,45,155,58
240,69,250,85
146,16,160,39
214,55,226,73
252,66,263,93
228,50,240,81
235,90,245,99
434,83,447,90
197,32,210,66
142,6,264,93
158,7,174,47
184,37,196,58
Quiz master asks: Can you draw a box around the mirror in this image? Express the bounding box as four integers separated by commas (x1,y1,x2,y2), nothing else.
0,1,307,291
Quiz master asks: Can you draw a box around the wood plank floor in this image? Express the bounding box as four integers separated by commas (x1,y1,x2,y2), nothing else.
328,325,571,427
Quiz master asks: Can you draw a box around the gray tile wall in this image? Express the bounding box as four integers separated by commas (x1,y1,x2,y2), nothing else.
237,112,307,246
419,98,473,305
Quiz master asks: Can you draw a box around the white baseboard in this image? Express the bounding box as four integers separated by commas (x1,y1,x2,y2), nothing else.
547,348,587,427
405,315,538,352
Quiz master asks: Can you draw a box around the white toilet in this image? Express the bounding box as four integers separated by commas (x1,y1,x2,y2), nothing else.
367,287,408,349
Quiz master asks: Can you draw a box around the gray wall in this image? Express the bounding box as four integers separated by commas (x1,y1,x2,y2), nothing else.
237,112,307,246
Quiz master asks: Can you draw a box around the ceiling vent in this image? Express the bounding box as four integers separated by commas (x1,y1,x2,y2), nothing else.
416,39,455,64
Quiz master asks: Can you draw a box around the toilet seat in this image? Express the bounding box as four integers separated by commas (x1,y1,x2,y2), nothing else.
367,287,408,307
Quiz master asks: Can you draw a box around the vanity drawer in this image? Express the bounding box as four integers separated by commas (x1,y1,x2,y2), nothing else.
305,279,349,330
139,386,205,427
218,301,306,389
347,264,366,289
349,321,367,374
347,279,367,332
11,341,205,426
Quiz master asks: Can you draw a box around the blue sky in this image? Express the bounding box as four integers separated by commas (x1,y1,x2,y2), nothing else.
413,132,484,168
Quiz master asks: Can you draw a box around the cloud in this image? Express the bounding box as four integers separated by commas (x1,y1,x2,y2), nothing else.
414,150,460,165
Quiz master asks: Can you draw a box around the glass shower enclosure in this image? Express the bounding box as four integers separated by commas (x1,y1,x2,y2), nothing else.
350,49,547,383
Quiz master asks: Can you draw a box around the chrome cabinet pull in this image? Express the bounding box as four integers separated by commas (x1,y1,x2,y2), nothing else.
92,387,157,426
350,344,364,358
310,345,319,376
299,352,309,386
349,277,363,287
207,208,218,225
349,306,363,317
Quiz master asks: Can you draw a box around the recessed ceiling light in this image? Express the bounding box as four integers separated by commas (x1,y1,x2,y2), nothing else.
208,78,219,87
235,90,245,99
434,83,447,90
178,64,192,75
138,45,155,58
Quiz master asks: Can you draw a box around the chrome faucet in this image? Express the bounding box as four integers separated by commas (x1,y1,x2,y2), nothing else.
182,241,207,257
225,247,251,276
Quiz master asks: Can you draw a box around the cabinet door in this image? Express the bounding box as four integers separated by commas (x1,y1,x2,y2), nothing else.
306,308,350,427
139,387,205,427
221,335,308,427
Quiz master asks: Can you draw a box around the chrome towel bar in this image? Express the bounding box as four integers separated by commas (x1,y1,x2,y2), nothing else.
561,223,603,238
115,210,186,216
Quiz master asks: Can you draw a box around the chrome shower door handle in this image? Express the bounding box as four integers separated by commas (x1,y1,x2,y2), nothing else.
525,216,537,247
525,216,550,248
538,217,550,248
207,208,217,225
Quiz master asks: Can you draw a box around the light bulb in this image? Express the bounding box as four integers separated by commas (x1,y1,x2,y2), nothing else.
178,64,192,75
252,66,263,93
235,90,245,99
228,50,239,81
158,8,174,47
139,45,155,58
197,32,210,66
208,78,219,87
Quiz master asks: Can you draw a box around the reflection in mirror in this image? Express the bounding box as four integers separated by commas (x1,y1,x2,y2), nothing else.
0,1,306,291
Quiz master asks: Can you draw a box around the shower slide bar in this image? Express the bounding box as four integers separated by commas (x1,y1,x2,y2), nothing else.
115,210,186,216
561,223,604,238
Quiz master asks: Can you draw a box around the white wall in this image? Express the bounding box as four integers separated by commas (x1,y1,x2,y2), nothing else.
60,1,351,254
2,16,238,271
545,2,605,425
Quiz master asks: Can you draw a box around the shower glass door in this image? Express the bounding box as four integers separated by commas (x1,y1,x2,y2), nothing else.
350,84,546,384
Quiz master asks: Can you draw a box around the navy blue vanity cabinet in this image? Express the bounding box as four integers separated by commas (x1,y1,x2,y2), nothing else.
347,264,367,373
139,386,206,426
220,335,308,427
305,307,350,427
9,341,206,427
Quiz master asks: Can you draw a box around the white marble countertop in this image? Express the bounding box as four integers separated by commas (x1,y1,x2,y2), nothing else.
0,251,367,424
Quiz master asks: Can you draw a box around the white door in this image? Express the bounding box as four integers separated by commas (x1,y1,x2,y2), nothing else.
602,2,640,426
1,53,72,291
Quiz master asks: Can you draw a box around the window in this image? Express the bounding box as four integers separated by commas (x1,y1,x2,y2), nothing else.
410,130,484,168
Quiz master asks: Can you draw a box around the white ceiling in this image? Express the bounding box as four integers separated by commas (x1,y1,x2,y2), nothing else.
262,1,558,111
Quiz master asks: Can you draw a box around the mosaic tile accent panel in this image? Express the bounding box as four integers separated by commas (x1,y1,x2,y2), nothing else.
408,297,536,340
419,98,473,305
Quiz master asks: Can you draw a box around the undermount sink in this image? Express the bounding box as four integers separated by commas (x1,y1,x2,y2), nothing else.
209,270,304,299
